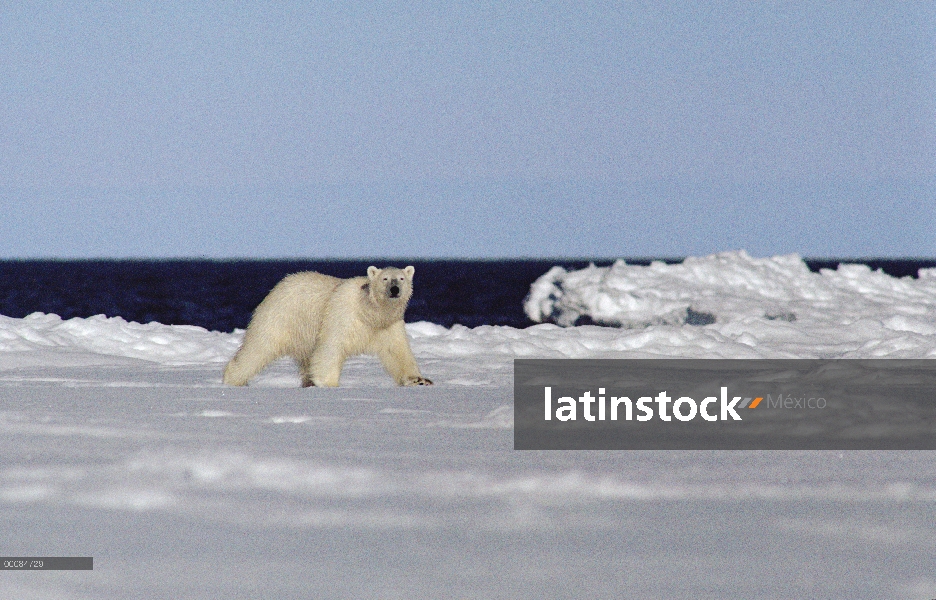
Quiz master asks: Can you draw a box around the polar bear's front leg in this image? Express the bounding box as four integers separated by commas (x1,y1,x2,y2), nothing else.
309,343,346,387
375,322,432,386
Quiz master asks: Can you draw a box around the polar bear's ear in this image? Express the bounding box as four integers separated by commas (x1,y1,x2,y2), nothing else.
404,266,415,279
367,266,379,279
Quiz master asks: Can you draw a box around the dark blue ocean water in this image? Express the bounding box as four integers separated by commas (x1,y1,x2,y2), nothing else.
0,259,933,332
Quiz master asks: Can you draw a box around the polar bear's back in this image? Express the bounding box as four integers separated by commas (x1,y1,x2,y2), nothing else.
248,271,350,357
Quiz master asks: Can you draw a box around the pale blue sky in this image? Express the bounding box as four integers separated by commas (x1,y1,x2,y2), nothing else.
1,2,933,258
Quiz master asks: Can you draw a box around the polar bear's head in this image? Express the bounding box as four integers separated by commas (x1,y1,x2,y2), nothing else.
366,265,415,303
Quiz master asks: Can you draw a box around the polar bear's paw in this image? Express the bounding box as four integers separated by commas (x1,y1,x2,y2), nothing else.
404,376,433,386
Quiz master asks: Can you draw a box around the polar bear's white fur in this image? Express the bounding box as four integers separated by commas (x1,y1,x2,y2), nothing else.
223,266,432,388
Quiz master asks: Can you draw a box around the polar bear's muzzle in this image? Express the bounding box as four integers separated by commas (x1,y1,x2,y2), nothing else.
388,283,401,298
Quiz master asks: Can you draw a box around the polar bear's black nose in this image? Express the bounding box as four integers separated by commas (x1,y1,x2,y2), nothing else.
389,284,400,298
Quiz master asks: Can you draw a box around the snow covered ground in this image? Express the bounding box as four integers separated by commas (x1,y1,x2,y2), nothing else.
1,252,935,598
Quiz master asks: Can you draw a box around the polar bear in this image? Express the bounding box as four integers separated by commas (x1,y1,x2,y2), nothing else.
223,266,432,388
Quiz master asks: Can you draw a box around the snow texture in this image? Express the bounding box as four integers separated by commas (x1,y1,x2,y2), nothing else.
526,250,936,334
1,251,935,598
